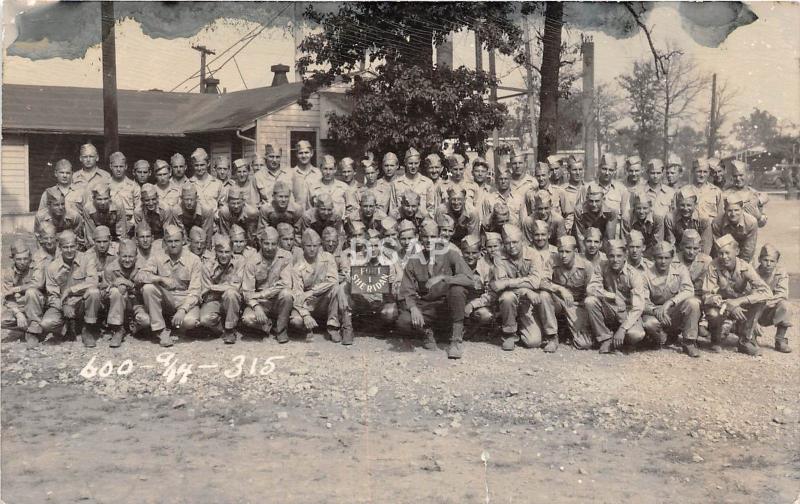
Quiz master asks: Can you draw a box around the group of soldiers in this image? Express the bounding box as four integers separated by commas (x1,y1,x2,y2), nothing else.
2,141,793,360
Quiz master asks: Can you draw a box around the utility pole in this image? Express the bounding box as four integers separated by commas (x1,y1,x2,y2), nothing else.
293,2,303,82
474,30,482,72
489,48,500,179
523,15,537,161
581,35,596,180
192,45,215,93
100,1,119,160
707,73,718,158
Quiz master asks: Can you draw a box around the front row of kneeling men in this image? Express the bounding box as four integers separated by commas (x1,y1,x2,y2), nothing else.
2,218,792,360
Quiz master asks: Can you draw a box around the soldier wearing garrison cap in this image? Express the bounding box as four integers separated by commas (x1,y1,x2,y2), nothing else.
724,159,769,227
152,159,181,208
1,239,45,349
708,157,726,189
461,234,497,333
257,180,303,234
643,158,675,217
690,156,724,221
677,229,713,298
755,244,793,353
584,237,647,354
508,151,538,196
107,152,141,231
133,159,152,186
296,193,344,247
434,185,481,243
83,181,127,248
576,152,628,218
72,143,111,196
166,183,214,250
34,187,86,249
187,226,215,262
711,191,759,261
702,234,771,356
290,140,322,209
345,190,388,236
546,154,567,187
573,182,618,253
253,144,293,207
39,159,86,214
102,239,149,348
483,169,524,227
424,153,447,214
389,189,427,231
641,241,701,357
197,235,245,344
623,190,664,258
581,226,607,268
625,229,652,272
522,189,566,247
136,224,201,347
623,156,647,191
85,225,116,273
532,162,566,219
665,185,714,255
435,153,480,210
665,153,684,189
134,184,172,241
217,186,260,247
469,157,495,218
388,147,433,216
189,147,224,211
220,157,260,207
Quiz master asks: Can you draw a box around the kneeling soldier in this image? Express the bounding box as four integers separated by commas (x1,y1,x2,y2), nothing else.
641,241,701,357
397,219,473,358
199,236,244,344
137,225,201,347
755,244,793,353
585,239,647,354
702,234,771,355
2,240,45,349
241,227,294,343
103,239,149,347
462,235,496,330
41,231,102,347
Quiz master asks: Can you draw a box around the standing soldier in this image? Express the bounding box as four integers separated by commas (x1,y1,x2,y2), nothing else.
532,162,566,218
35,188,85,248
561,157,586,234
221,158,260,206
665,154,685,189
573,183,618,252
306,155,356,215
484,170,524,226
189,148,224,211
338,157,361,191
170,153,191,187
396,220,473,358
623,156,647,191
198,236,245,344
642,159,675,217
689,157,724,221
241,227,295,343
711,193,758,262
253,145,293,207
380,152,401,184
108,152,141,233
577,153,628,218
82,182,127,249
389,148,433,216
288,229,349,343
357,161,392,213
546,154,568,187
214,156,233,188
665,185,714,255
134,184,171,240
41,231,102,347
508,152,538,196
72,144,111,199
153,160,181,208
584,239,647,354
2,240,45,349
39,159,86,213
137,225,202,347
424,153,447,214
725,160,768,227
291,140,321,209
641,242,701,357
708,157,726,189
167,184,214,248
540,236,594,350
470,157,495,219
103,239,149,348
133,160,152,186
623,192,664,256
755,244,793,353
702,235,771,355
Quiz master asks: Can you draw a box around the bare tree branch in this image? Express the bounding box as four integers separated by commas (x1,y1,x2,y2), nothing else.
623,2,665,77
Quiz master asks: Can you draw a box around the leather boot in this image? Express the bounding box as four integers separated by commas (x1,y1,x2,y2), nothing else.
543,335,559,353
328,326,342,343
447,322,464,359
24,331,39,349
109,326,125,348
501,335,516,351
738,339,761,356
683,341,700,358
158,328,173,347
775,326,791,353
222,330,237,344
81,324,97,348
422,327,436,350
599,339,613,354
341,311,354,345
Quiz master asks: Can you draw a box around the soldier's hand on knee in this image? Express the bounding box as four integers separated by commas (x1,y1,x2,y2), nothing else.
729,305,746,321
15,312,28,330
559,288,574,308
655,305,670,326
253,305,268,325
303,314,318,330
172,308,186,328
410,306,425,330
613,327,625,347
464,303,474,318
62,305,76,319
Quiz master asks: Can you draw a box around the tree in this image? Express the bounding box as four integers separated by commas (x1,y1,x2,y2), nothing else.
671,125,705,166
592,82,623,158
732,108,780,148
297,2,525,155
535,1,564,162
656,48,706,161
618,61,661,160
704,76,737,157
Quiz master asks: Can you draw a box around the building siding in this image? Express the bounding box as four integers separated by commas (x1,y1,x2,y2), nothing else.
256,95,321,168
1,135,30,214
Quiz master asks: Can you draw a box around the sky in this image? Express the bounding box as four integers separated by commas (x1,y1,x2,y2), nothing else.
3,1,799,140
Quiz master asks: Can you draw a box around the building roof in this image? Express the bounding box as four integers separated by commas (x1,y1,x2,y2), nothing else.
2,82,305,136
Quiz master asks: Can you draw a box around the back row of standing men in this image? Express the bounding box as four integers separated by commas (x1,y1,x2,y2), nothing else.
3,141,791,360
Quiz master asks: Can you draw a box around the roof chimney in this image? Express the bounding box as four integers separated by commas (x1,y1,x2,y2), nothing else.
271,64,290,87
204,77,220,94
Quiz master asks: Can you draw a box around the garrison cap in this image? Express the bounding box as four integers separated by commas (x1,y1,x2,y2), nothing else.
344,220,366,237
276,222,294,237
667,153,682,167
58,230,77,245
693,157,709,169
379,217,398,234
759,243,780,260
90,181,111,196
425,153,442,167
471,157,489,169
533,189,552,207
404,147,420,161
627,230,645,247
141,183,158,197
585,227,603,240
584,182,605,197
680,229,702,247
54,159,72,171
153,159,170,172
396,219,416,234
630,190,652,207
227,186,244,199
484,232,502,245
401,190,420,205
546,154,563,166
296,140,313,151
599,152,617,167
264,144,276,155
446,153,465,169
446,186,466,198
534,162,550,174
339,157,355,170
233,158,248,170
418,218,439,237
651,241,674,256
492,202,510,215
724,192,745,207
213,234,232,249
359,190,376,205
531,220,549,234
460,235,481,252
314,193,334,208
321,155,336,169
382,152,398,164
181,184,198,197
163,224,183,238
501,224,522,241
625,155,642,168
647,158,664,171
301,228,321,245
366,229,382,240
9,239,31,257
676,185,698,203
229,224,246,238
273,180,291,194
109,151,126,163
259,226,279,241
557,235,577,250
188,226,206,240
118,239,138,255
133,159,150,170
92,226,111,239
321,226,339,239
435,213,455,229
728,159,747,175
606,239,627,253
170,153,186,165
714,234,737,251
708,157,722,169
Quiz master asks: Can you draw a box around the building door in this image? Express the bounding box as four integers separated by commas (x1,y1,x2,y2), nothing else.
289,131,317,168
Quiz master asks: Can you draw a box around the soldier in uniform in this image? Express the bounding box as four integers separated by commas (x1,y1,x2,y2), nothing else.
508,152,538,196
358,161,392,213
561,157,585,234
35,188,85,249
41,231,102,347
221,158,260,206
642,159,675,217
626,230,652,273
134,223,159,264
702,235,771,355
108,152,141,233
755,244,793,353
623,156,647,191
389,148,433,216
424,153,447,215
199,236,245,344
241,227,295,343
188,227,215,262
170,153,191,188
290,140,323,208
167,184,214,249
134,184,171,241
434,187,480,243
133,160,152,186
521,190,566,246
708,157,726,189
484,170,524,225
72,143,111,199
641,241,701,357
540,236,594,350
253,145,293,207
623,192,664,257
153,160,181,208
288,229,350,344
380,152,401,184
532,162,566,218
217,187,259,245
582,227,607,268
306,155,356,215
296,193,344,242
725,160,768,227
39,159,85,213
82,182,127,249
711,192,758,262
189,148,224,211
396,219,473,358
482,202,512,238
2,240,45,349
85,226,116,274
346,191,387,235
577,153,628,218
689,157,724,221
137,225,202,347
103,239,149,347
391,190,428,231
546,154,568,187
584,239,647,354
665,185,714,255
677,229,713,298
461,236,496,331
470,157,495,219
258,180,303,232
573,182,618,252
665,154,684,189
